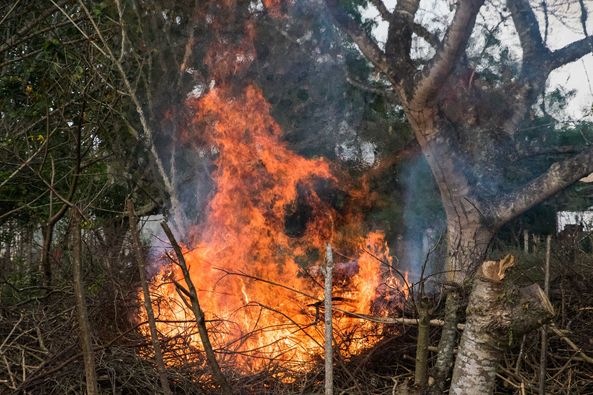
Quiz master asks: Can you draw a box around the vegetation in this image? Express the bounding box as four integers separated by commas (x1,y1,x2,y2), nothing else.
1,0,593,394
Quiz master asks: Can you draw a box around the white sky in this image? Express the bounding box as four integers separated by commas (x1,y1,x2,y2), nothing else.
361,0,593,119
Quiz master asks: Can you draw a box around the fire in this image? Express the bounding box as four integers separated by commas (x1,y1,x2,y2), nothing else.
141,84,408,373
138,0,408,376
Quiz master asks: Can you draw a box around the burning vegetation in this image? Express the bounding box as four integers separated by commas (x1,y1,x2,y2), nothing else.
6,0,593,394
141,83,409,373
136,0,409,376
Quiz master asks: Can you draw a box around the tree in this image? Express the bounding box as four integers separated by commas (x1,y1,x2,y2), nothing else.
0,0,159,286
323,0,593,391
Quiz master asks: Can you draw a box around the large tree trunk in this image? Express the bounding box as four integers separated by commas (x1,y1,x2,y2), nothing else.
449,257,554,394
405,113,499,393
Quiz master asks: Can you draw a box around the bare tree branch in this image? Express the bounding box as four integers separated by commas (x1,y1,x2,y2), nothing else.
413,23,441,49
386,0,421,80
412,0,485,106
0,129,54,190
128,201,172,395
550,35,593,70
345,75,398,100
369,0,392,21
507,0,549,65
491,146,593,225
577,0,589,36
502,0,555,135
0,0,69,55
324,0,396,82
160,222,233,395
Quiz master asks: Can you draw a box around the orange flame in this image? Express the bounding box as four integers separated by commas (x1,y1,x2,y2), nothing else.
139,0,408,375
141,84,408,373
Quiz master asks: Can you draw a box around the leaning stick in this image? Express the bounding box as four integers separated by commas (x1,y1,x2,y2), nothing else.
161,221,232,395
324,244,334,395
127,200,172,395
539,235,551,395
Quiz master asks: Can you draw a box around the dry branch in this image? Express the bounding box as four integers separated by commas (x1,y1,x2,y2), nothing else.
160,221,232,395
324,244,334,395
539,235,551,395
414,297,430,389
549,326,593,365
127,200,172,395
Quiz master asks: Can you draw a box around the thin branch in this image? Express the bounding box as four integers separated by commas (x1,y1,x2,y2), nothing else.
0,0,21,27
516,144,581,158
160,222,233,395
323,244,334,395
345,75,398,100
0,0,69,55
577,0,589,36
549,325,593,365
324,0,396,82
128,200,172,395
542,0,549,44
0,129,54,190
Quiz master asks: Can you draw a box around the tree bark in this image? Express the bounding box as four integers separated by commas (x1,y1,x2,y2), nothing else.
127,200,172,395
430,290,460,393
449,256,554,394
39,224,54,287
430,219,494,392
71,208,99,395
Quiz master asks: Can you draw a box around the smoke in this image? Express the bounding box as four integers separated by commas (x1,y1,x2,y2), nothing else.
398,155,445,284
147,1,381,240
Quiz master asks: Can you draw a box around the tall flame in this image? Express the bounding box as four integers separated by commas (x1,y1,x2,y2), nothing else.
143,84,407,373
139,1,408,375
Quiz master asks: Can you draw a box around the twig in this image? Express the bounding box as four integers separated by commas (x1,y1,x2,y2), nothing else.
549,325,593,365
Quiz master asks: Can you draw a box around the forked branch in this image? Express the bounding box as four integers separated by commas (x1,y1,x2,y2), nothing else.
324,0,396,82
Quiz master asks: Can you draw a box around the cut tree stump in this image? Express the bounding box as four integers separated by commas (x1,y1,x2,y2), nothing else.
450,255,554,395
